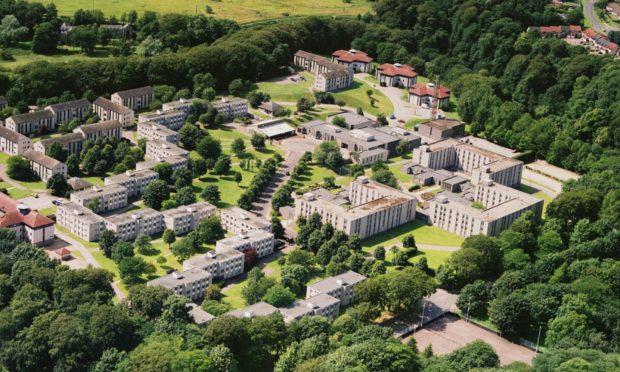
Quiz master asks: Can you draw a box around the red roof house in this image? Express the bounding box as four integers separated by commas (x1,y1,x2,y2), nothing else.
331,49,373,73
408,83,451,108
0,192,55,246
375,63,418,88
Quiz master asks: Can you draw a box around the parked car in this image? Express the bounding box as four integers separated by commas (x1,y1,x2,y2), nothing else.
397,119,405,123
389,113,396,120
421,103,430,109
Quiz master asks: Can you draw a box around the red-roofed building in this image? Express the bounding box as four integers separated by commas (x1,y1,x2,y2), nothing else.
408,83,451,109
54,248,72,261
0,192,54,246
375,63,418,88
527,25,582,38
583,28,620,56
331,49,373,73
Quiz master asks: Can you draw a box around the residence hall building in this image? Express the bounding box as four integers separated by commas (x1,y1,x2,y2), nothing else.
280,293,341,323
35,133,84,156
412,138,524,188
0,126,31,155
417,119,465,141
104,169,159,198
104,208,164,241
306,271,366,306
56,202,105,242
220,207,272,234
331,49,373,73
111,86,154,110
294,50,353,92
93,97,134,127
375,63,417,88
5,109,54,135
148,268,212,301
162,98,197,115
408,83,451,108
138,109,185,130
136,156,188,172
0,193,54,246
183,249,245,280
295,176,416,239
45,99,90,126
145,139,189,159
137,121,179,143
211,97,249,119
70,184,128,213
73,120,123,141
22,150,67,182
162,202,217,236
228,302,279,319
215,229,275,260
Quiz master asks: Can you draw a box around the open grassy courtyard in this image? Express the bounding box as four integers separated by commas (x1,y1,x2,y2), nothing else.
362,220,465,250
30,0,371,23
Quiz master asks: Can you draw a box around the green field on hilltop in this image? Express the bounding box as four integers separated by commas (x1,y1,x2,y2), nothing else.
30,0,371,23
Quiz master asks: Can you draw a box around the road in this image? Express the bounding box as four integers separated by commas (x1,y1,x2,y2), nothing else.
584,0,620,34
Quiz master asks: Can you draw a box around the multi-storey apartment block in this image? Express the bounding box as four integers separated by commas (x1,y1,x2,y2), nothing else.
220,207,272,234
104,169,159,198
215,230,275,259
162,202,217,236
148,268,212,301
227,302,279,319
211,97,249,119
137,121,179,143
293,50,354,92
6,109,55,135
111,86,154,110
22,150,67,182
295,176,416,239
136,156,188,172
279,293,341,323
56,202,105,242
0,193,55,246
93,97,134,127
45,99,90,125
104,208,164,241
74,120,123,141
306,271,366,306
0,126,31,155
138,110,185,130
183,250,245,280
145,139,189,159
162,98,197,115
35,133,84,156
70,184,128,213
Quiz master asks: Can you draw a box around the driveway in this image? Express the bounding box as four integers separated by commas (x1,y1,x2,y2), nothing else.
585,0,620,34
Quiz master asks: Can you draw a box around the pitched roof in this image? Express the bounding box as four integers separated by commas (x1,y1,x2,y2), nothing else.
9,109,53,124
0,193,54,229
93,97,132,113
409,83,451,99
39,133,84,149
113,86,154,99
377,63,417,78
46,98,90,112
259,101,283,112
75,120,123,134
0,126,29,143
67,177,93,190
22,149,63,169
332,49,373,63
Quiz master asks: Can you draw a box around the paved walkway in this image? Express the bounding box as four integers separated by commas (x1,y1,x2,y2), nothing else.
585,0,620,34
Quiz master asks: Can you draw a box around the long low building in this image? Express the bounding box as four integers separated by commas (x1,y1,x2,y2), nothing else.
137,121,179,143
74,120,123,141
56,202,105,242
35,132,85,156
294,50,354,92
138,110,185,130
0,193,55,246
0,126,32,155
136,156,188,172
162,202,217,236
306,271,366,306
104,207,164,241
45,99,91,126
70,184,128,213
220,207,272,234
112,86,154,111
104,169,159,198
183,250,245,280
227,302,279,319
147,268,212,301
5,109,54,135
211,97,248,119
215,230,275,260
22,150,67,182
93,97,134,127
280,293,341,323
295,176,416,239
145,139,189,159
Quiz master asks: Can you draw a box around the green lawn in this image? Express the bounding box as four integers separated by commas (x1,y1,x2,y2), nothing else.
408,248,453,270
289,105,343,126
332,79,394,117
362,220,465,250
222,257,286,309
16,180,47,191
82,176,105,186
7,188,34,199
39,206,57,216
2,41,114,69
30,0,371,23
257,73,315,102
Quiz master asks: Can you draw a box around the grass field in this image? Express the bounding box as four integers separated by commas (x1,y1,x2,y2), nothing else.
2,41,114,69
362,220,465,250
31,0,372,23
222,258,284,309
332,79,394,117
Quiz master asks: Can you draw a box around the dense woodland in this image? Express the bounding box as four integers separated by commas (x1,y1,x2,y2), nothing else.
0,0,619,371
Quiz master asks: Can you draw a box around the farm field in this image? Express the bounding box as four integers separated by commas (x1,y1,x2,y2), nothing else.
30,0,372,23
2,42,113,69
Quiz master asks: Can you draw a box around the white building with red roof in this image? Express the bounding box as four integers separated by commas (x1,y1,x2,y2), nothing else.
331,49,373,73
408,83,451,108
375,63,418,88
0,193,54,246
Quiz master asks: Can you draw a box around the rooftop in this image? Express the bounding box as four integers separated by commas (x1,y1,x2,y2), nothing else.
420,119,464,131
0,192,54,229
138,121,177,136
139,109,184,119
136,155,187,170
105,207,161,225
0,126,30,143
256,120,295,138
67,177,93,190
114,86,154,99
332,49,373,63
22,149,63,169
9,109,53,124
162,98,198,109
162,202,216,218
148,267,212,288
188,303,215,325
75,120,123,134
227,301,279,318
377,63,417,78
221,207,271,229
38,133,84,148
331,112,377,128
105,169,158,184
216,230,274,250
308,271,366,293
409,83,451,99
46,98,90,112
280,293,340,319
57,202,105,224
184,249,244,267
72,184,128,199
93,97,133,114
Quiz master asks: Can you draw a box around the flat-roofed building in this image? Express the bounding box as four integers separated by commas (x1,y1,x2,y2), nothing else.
162,202,217,236
147,268,212,301
56,201,105,242
183,250,245,280
356,148,389,166
35,133,84,156
73,120,123,141
22,150,67,182
137,121,179,143
227,301,279,319
111,86,154,110
211,97,249,119
328,112,379,130
6,109,55,134
146,139,189,159
104,208,164,241
0,193,55,246
70,184,128,213
376,63,417,88
306,271,366,306
45,99,90,125
295,176,416,239
0,126,31,155
280,294,341,323
189,303,215,326
136,156,188,172
220,207,272,234
216,230,275,259
162,98,197,115
138,109,185,130
417,119,465,141
104,169,159,198
93,97,134,127
332,49,373,73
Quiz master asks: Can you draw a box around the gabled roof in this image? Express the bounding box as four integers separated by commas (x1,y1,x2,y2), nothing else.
409,83,451,99
332,49,373,63
39,133,84,149
0,193,54,229
75,120,123,134
376,63,417,78
8,109,54,124
259,101,283,112
113,86,154,99
22,149,63,169
0,126,29,143
46,98,90,113
93,97,132,114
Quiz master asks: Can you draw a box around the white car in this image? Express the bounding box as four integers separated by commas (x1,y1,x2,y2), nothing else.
421,103,430,109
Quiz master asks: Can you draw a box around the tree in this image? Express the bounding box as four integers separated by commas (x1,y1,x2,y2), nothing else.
31,22,59,54
445,340,499,370
281,264,310,294
332,116,347,128
228,79,246,96
251,133,266,149
153,163,174,184
402,235,416,249
489,291,530,339
374,246,386,260
162,229,176,249
262,284,295,307
321,339,420,372
296,97,313,113
212,155,231,175
178,124,205,150
66,154,80,176
546,190,603,233
313,141,343,171
456,280,492,318
134,235,153,255
99,230,118,258
198,216,225,243
231,138,246,156
396,140,409,155
0,15,28,48
172,167,193,189
201,185,220,204
143,180,170,210
196,136,222,160
233,171,242,185
46,173,68,197
6,156,34,180
118,256,147,285
271,215,285,239
171,238,195,261
372,168,398,188
242,268,275,305
136,36,164,57
69,25,98,54
174,186,196,206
